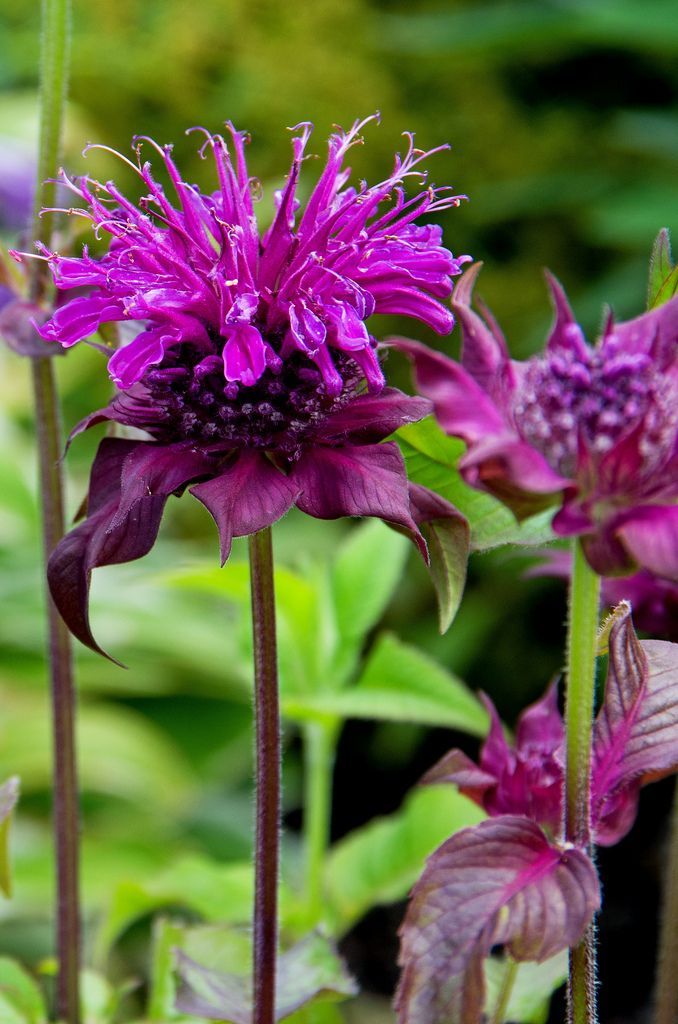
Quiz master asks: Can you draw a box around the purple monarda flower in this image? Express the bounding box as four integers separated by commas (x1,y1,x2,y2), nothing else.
396,263,678,579
21,118,469,656
396,604,678,1023
423,604,678,845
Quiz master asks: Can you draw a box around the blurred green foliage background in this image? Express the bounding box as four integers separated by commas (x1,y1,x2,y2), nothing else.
0,1,677,1020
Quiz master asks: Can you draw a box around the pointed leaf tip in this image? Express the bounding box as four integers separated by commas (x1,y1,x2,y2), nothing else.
648,228,678,310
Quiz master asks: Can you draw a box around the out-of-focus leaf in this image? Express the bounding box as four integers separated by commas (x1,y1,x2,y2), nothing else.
331,520,409,650
80,969,115,1024
484,952,568,1024
397,420,555,551
325,786,485,934
0,957,46,1024
0,697,194,811
148,918,185,1022
284,634,487,735
396,817,599,1024
647,228,678,309
175,931,357,1022
0,777,19,897
98,856,296,955
377,0,678,56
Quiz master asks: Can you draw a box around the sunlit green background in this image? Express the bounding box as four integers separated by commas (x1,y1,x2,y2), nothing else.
0,1,677,1020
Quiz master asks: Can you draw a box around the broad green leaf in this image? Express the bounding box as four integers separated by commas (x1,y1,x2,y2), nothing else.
325,786,484,933
484,953,568,1024
0,958,47,1024
283,634,487,736
331,520,409,648
162,561,322,696
98,856,295,955
397,420,555,551
0,777,19,897
98,858,256,953
647,227,678,309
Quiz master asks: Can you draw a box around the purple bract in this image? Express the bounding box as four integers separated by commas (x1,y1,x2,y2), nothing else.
22,118,469,657
423,604,678,846
396,263,678,578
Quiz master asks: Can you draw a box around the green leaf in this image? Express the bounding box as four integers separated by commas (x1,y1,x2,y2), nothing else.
325,785,485,933
484,953,568,1024
331,520,410,648
0,777,19,897
0,958,47,1024
80,969,116,1024
97,856,296,956
647,227,678,309
98,857,257,953
283,633,487,736
397,420,555,551
148,918,186,1021
420,513,469,633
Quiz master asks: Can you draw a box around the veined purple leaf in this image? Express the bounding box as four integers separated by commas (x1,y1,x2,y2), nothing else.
175,932,357,1023
396,816,599,1024
592,603,678,844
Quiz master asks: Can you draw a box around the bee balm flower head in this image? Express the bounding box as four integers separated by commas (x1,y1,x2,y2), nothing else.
397,263,678,579
20,118,469,656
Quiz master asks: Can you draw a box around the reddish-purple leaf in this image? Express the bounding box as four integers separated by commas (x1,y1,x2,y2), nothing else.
0,299,59,357
396,816,600,1024
592,603,678,844
292,442,426,555
190,451,300,564
175,933,357,1022
47,439,168,662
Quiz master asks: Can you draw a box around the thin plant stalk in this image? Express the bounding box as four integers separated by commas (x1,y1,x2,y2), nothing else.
249,527,281,1024
654,779,678,1024
27,1,80,1022
564,539,601,1024
302,719,339,923
489,958,518,1024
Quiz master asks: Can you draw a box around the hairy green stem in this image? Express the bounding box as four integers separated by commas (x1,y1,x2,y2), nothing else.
654,780,678,1024
489,958,518,1024
249,528,280,1024
564,539,601,1024
28,2,80,1022
302,719,339,923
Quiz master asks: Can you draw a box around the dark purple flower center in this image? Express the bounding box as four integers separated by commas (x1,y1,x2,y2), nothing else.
513,346,675,477
142,344,365,459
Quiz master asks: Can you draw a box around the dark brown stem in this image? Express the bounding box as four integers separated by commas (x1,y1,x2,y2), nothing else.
31,359,80,1024
248,528,280,1024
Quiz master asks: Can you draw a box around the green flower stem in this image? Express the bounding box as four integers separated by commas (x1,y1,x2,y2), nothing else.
27,3,79,1023
564,539,601,1024
302,718,339,923
489,958,518,1024
249,528,281,1024
654,779,678,1024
